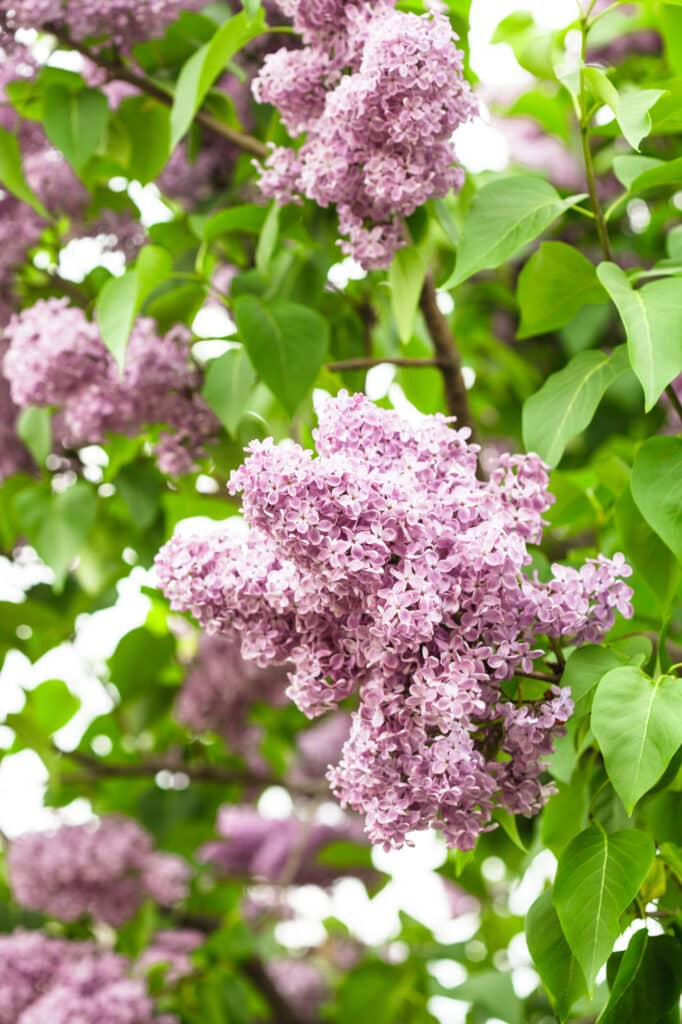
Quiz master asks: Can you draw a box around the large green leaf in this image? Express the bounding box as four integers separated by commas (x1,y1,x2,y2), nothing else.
597,263,682,410
14,482,97,589
592,667,682,814
517,241,605,337
43,85,109,171
522,346,628,466
115,96,171,183
95,246,173,368
526,890,587,1021
631,437,682,562
600,931,682,1023
442,176,585,288
202,347,257,436
553,826,655,990
0,125,49,216
615,483,681,609
170,10,266,148
389,246,426,343
7,679,80,758
234,296,329,415
450,970,521,1024
16,407,51,467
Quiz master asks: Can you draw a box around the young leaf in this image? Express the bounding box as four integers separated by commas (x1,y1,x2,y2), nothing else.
600,931,682,1024
0,125,49,216
526,890,588,1021
442,176,585,288
597,263,682,410
582,69,665,151
553,826,655,991
171,10,266,148
43,85,109,171
16,406,51,466
13,482,97,589
592,667,682,814
516,241,605,337
234,296,329,415
255,201,280,274
522,345,628,466
389,246,426,343
202,347,257,436
631,437,682,561
95,246,173,367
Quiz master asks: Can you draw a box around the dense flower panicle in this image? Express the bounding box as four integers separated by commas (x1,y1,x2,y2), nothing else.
0,339,32,481
253,4,476,267
8,816,189,926
157,392,634,849
0,930,171,1024
1,0,203,49
199,805,368,885
2,300,219,473
136,931,203,984
175,634,288,761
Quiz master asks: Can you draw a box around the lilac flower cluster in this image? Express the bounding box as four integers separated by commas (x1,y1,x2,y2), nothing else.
175,634,288,762
0,930,173,1024
1,0,203,50
136,931,203,985
0,340,32,482
2,298,219,474
199,805,367,885
252,2,477,267
267,959,328,1022
8,815,189,926
156,392,633,849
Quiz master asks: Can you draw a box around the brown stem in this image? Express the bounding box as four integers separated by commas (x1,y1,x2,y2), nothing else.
516,670,562,683
47,26,269,159
60,748,328,796
664,383,682,426
578,22,613,262
418,273,472,430
327,356,441,373
242,956,313,1024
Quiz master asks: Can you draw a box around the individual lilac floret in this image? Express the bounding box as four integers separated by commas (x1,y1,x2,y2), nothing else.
175,634,288,764
0,930,172,1024
156,392,633,850
8,816,189,926
252,4,477,267
2,299,219,475
199,805,369,885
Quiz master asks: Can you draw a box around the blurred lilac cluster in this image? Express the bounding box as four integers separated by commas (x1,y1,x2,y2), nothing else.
0,929,176,1024
8,815,189,926
252,1,476,267
200,805,368,885
157,392,633,849
2,298,220,474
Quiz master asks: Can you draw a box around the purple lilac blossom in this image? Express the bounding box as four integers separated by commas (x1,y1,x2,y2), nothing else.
156,392,633,850
252,3,477,268
136,931,203,985
2,299,219,474
199,805,368,885
0,930,172,1024
8,816,189,926
175,634,288,763
267,959,328,1022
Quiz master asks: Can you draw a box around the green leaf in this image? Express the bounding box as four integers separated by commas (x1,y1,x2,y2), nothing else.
108,627,176,701
43,85,109,170
516,241,605,337
0,125,49,216
191,204,267,242
612,155,663,190
16,407,51,466
583,69,665,151
170,10,266,148
442,176,586,288
522,346,628,466
631,437,682,561
234,296,329,415
95,246,173,368
615,484,680,610
14,482,97,589
492,808,526,850
541,779,590,857
659,841,682,883
526,890,587,1021
597,263,682,411
7,679,80,757
592,667,682,814
626,156,682,195
600,931,682,1023
115,97,171,183
202,347,257,436
562,645,625,718
450,970,521,1024
255,201,280,274
553,826,655,991
389,246,426,343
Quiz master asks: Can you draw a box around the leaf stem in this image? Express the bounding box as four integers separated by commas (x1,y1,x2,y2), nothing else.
578,20,613,262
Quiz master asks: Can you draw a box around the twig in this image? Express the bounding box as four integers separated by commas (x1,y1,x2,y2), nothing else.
327,356,441,373
515,670,562,683
578,20,613,261
47,26,269,159
59,748,328,796
418,273,472,430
